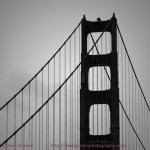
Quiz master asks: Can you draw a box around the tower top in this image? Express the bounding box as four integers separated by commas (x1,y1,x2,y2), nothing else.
82,13,117,22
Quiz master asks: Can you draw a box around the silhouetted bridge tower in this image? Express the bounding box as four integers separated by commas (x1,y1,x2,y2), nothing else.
0,14,150,150
80,14,119,149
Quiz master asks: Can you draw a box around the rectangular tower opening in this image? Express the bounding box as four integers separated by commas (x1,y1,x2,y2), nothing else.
89,104,110,135
88,32,111,55
88,66,111,91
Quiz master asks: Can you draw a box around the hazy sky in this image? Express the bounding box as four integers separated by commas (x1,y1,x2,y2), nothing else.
0,0,150,105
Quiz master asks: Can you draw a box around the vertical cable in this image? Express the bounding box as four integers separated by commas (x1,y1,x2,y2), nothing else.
6,105,8,150
121,36,124,150
31,118,33,150
143,96,145,149
23,126,25,150
47,63,50,150
74,31,76,146
41,70,43,150
46,70,48,150
53,57,55,150
14,97,16,150
134,77,136,150
76,26,80,150
64,43,67,146
135,77,137,150
29,83,31,150
137,83,140,150
128,54,130,149
46,98,48,150
73,33,75,145
77,26,80,149
144,98,146,149
140,92,144,149
71,45,73,149
35,77,37,150
46,95,47,150
22,90,24,150
131,60,134,150
147,103,148,149
39,111,40,150
69,37,72,149
124,50,127,149
59,50,61,150
69,37,71,147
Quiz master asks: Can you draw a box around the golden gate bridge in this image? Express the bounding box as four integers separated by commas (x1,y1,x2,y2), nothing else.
0,14,150,150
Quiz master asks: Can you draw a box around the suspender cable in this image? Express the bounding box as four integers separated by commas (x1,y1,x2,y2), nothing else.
143,94,145,148
135,77,137,150
131,58,134,150
23,127,25,150
35,77,37,150
72,48,73,149
59,51,61,150
47,63,50,150
77,25,81,149
144,97,146,149
41,70,43,150
121,39,124,150
64,43,67,146
72,38,75,146
147,103,148,149
128,54,130,148
48,64,50,150
39,111,40,150
21,91,24,150
124,47,127,149
28,83,31,150
137,85,140,150
6,105,8,150
46,99,48,150
74,31,77,146
31,118,33,150
69,37,72,149
140,89,143,149
14,97,16,150
53,57,55,150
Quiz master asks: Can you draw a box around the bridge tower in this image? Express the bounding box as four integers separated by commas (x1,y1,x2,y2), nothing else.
80,14,120,149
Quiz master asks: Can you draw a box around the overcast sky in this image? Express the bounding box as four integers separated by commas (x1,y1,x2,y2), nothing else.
0,1,150,149
0,0,150,105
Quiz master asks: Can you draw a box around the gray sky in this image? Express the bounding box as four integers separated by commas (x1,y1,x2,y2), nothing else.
0,1,150,149
0,0,150,105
